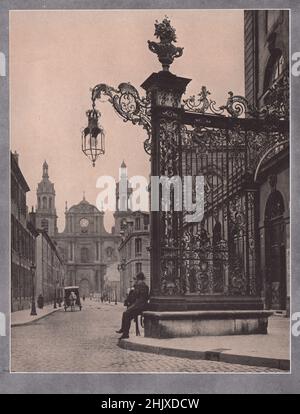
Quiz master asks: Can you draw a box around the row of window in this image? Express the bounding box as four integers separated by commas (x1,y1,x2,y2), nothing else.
11,176,26,217
68,244,114,262
11,263,33,300
134,216,149,231
121,216,150,233
11,215,35,262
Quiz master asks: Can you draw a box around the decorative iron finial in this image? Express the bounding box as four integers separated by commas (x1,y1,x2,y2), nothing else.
148,17,183,71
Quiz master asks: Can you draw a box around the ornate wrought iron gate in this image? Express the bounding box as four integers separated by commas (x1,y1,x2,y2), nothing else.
88,17,289,312
154,88,289,306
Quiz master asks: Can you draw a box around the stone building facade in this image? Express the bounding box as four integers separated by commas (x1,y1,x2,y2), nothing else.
54,197,121,296
34,161,121,297
35,229,65,306
118,211,150,301
11,152,38,312
244,10,289,311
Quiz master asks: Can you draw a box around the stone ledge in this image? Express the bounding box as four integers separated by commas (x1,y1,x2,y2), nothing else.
143,310,273,338
143,310,273,320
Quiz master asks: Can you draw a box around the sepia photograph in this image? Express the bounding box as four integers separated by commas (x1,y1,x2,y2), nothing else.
9,8,290,374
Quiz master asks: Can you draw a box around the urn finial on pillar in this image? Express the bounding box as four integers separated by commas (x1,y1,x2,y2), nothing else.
148,17,184,72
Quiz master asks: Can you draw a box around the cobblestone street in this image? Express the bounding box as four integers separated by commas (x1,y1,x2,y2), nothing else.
11,301,282,373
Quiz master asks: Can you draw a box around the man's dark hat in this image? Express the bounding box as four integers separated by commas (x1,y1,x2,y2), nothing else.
136,272,146,280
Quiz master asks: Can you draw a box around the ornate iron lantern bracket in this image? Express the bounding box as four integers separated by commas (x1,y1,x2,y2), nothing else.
91,82,152,155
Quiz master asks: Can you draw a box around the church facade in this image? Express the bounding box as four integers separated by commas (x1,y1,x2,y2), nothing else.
35,162,121,297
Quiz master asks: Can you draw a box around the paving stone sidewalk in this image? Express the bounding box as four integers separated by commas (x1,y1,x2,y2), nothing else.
120,316,290,370
11,304,62,327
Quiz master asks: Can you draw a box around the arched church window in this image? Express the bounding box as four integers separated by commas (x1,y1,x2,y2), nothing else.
49,197,52,209
42,196,47,209
38,197,41,209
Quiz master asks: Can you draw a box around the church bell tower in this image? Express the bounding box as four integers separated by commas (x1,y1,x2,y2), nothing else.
36,161,58,236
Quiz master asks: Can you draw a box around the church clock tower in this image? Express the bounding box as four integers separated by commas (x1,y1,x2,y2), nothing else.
36,161,58,236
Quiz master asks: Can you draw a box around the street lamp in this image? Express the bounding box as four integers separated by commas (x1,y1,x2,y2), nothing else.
30,264,37,316
82,99,105,167
53,278,59,309
114,286,118,305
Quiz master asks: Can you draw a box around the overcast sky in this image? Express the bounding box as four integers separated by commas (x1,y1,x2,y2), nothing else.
10,9,244,232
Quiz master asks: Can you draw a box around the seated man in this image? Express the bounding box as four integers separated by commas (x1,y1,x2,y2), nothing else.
116,272,149,339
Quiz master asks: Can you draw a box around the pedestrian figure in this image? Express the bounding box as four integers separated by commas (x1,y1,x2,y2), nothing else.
82,295,86,302
116,272,149,339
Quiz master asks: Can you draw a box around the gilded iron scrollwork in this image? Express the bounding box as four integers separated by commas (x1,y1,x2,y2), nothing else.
159,118,181,177
183,87,252,118
159,118,183,295
183,71,289,120
181,225,229,295
247,130,288,176
183,86,224,115
260,72,289,120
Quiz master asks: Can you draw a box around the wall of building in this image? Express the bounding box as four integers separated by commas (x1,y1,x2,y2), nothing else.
245,10,289,108
245,10,289,311
35,231,65,306
11,152,37,312
118,212,150,301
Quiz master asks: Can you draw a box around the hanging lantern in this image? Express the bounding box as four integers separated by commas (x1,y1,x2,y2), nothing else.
82,105,105,167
